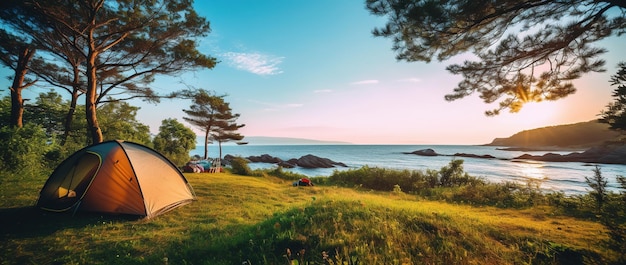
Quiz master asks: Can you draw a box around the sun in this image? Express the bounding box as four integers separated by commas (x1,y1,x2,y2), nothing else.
509,101,560,127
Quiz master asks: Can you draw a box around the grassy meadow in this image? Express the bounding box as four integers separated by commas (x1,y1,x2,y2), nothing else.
0,169,620,264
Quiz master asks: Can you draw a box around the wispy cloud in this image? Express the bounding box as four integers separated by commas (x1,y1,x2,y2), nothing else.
314,89,333,93
249,100,303,111
221,52,284,76
396,78,422,83
350,79,379,85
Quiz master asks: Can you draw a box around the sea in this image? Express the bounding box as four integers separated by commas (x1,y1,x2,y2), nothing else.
191,144,626,195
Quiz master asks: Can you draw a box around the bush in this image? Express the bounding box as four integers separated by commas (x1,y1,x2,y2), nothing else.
451,181,519,207
0,124,52,176
327,160,563,209
330,166,422,192
265,166,308,181
330,160,484,193
586,165,608,214
43,139,85,168
229,156,253,176
587,168,626,264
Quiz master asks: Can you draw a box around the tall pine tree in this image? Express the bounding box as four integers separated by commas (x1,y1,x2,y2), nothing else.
183,89,244,161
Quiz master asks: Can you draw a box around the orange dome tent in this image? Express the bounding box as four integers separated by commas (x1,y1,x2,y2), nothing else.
37,140,195,219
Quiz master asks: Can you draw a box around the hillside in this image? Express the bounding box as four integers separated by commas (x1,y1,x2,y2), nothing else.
486,120,621,149
0,172,613,264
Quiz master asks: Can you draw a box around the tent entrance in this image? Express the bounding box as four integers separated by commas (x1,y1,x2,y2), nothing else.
39,151,101,212
56,152,100,199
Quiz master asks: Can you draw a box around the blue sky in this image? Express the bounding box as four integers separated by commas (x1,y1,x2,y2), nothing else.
2,1,625,144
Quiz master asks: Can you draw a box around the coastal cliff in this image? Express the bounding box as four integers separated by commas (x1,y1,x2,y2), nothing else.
485,120,621,149
483,120,626,164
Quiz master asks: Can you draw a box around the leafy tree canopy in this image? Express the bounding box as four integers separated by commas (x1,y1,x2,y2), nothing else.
97,100,151,145
153,118,196,166
367,0,626,115
1,0,218,143
25,91,66,137
0,96,10,125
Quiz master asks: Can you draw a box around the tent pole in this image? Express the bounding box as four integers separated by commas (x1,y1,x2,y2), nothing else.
72,201,81,217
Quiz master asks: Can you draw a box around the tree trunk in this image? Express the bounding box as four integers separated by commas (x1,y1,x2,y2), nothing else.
218,141,223,160
203,129,210,160
61,90,79,145
10,82,24,129
9,47,35,128
85,32,103,144
85,86,101,144
61,64,83,146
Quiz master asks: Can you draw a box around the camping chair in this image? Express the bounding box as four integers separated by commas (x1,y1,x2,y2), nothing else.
207,158,222,173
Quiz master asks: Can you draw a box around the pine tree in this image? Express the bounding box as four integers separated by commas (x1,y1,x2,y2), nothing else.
599,62,626,133
183,90,232,160
212,108,245,160
367,0,625,115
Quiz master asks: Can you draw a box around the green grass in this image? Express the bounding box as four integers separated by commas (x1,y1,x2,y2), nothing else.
0,172,615,264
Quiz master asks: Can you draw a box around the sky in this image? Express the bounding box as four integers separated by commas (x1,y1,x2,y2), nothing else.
2,1,625,145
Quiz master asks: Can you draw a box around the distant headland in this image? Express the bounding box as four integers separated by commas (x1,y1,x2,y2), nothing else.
482,120,626,164
484,120,621,150
405,120,626,165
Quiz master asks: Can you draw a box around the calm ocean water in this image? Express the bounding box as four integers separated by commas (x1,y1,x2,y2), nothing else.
191,144,626,194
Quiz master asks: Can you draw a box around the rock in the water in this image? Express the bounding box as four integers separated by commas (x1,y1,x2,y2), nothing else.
247,154,282,163
453,153,495,159
406,148,438,156
234,153,348,168
296,154,347,168
277,161,296,168
513,144,626,164
222,154,236,165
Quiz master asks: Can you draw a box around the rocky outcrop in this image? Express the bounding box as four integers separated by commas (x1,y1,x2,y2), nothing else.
404,145,626,164
277,161,296,168
247,154,282,163
226,153,348,169
452,153,496,159
404,149,495,159
222,154,236,165
404,149,438,156
296,154,348,168
513,144,626,164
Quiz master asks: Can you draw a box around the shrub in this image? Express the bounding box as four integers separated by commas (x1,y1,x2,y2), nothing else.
330,160,484,194
265,166,308,181
585,165,608,214
451,182,519,207
0,124,52,176
327,160,556,208
588,170,626,264
229,156,253,176
43,139,85,168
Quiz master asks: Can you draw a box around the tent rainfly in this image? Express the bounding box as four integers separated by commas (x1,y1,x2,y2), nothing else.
37,140,195,219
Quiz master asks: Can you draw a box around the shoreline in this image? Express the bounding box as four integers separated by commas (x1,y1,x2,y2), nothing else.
492,146,589,152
